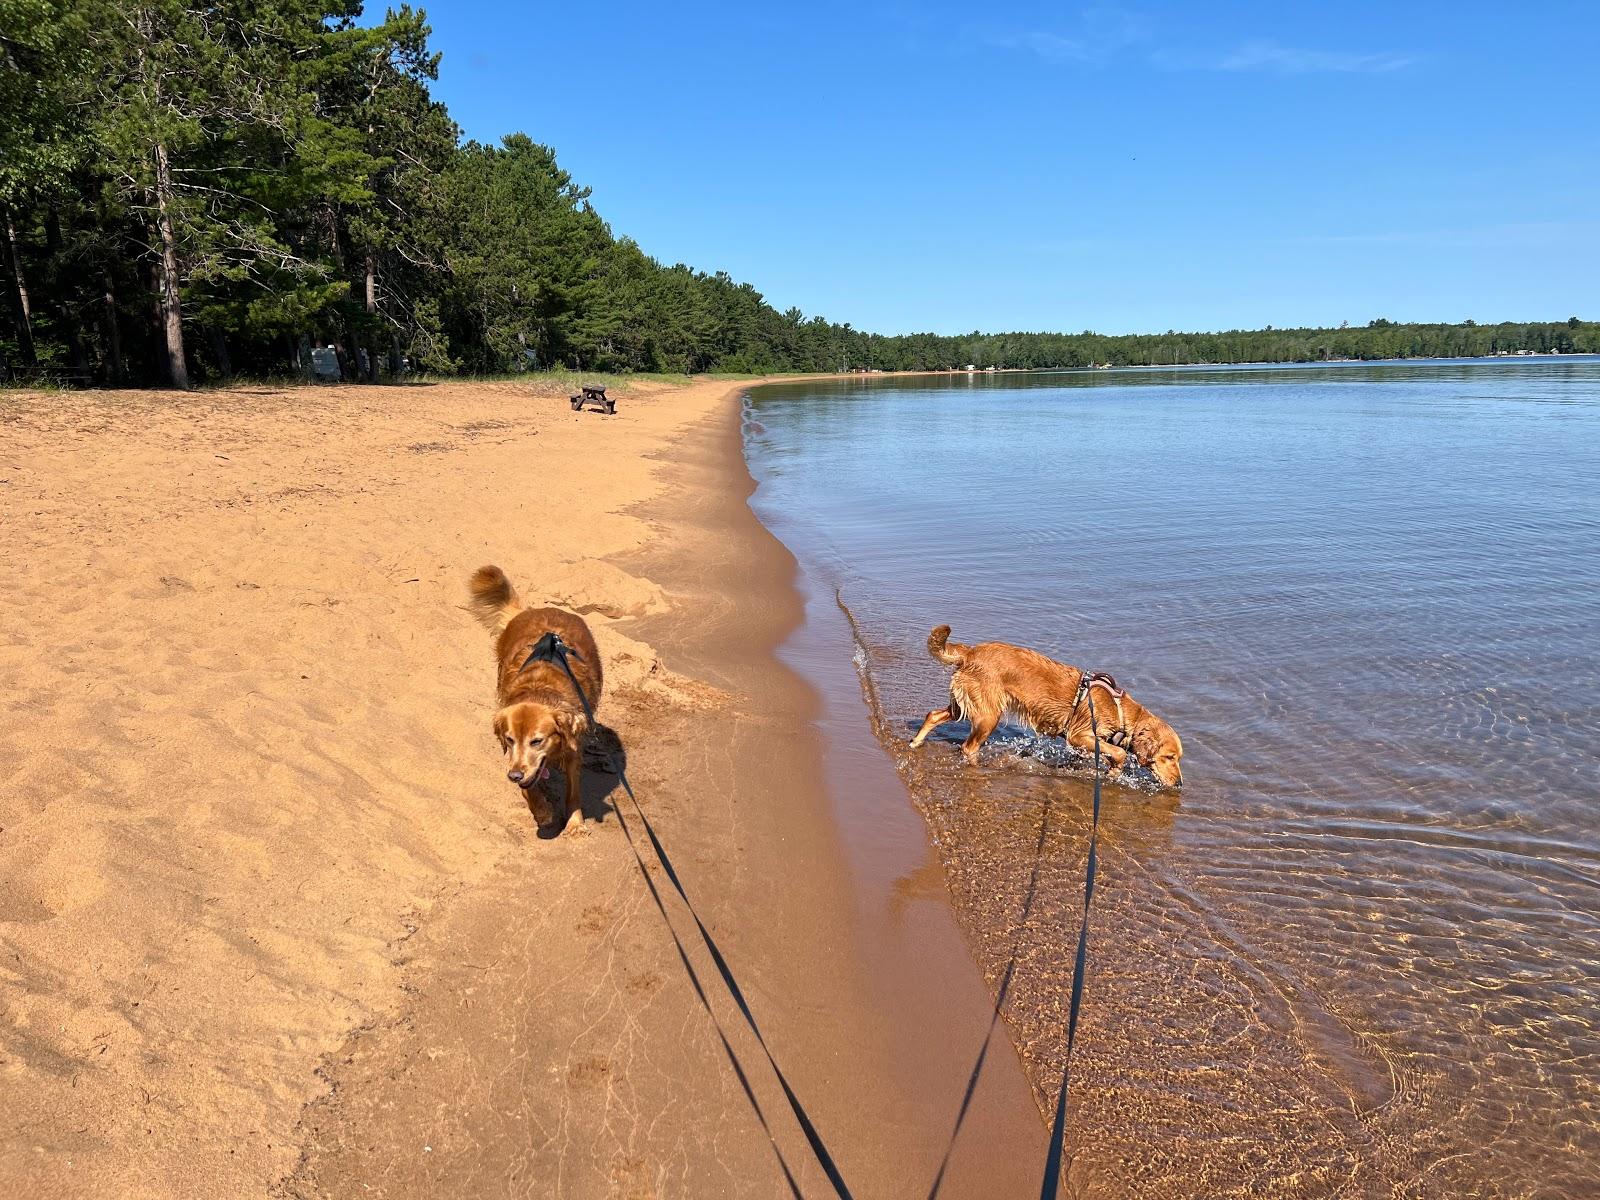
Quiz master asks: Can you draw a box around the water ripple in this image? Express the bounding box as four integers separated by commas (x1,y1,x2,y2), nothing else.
748,360,1600,1198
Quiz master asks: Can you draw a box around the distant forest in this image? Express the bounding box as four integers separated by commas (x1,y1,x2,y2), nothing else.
3,2,1596,387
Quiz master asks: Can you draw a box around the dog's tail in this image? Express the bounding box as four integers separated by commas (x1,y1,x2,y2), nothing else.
468,565,524,633
927,624,969,666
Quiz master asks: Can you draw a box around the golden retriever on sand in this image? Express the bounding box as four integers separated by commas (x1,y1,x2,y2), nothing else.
910,624,1184,787
468,565,604,833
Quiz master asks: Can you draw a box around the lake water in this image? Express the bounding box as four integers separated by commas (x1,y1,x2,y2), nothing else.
742,360,1600,1198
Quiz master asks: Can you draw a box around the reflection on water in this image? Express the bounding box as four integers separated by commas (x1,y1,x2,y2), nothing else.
744,360,1600,1198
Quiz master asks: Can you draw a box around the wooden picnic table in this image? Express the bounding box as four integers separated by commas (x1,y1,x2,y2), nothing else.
569,384,616,414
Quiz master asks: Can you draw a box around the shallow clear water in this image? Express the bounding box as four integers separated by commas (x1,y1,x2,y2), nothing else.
744,360,1600,1198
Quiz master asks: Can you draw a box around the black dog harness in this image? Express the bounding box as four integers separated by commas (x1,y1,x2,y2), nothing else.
1070,670,1135,751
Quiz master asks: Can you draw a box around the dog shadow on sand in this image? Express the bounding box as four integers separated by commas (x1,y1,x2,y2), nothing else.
521,724,629,840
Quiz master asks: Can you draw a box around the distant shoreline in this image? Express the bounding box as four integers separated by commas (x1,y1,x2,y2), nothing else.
827,351,1600,379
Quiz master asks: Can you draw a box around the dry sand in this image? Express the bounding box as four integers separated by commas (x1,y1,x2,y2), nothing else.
1,377,1043,1198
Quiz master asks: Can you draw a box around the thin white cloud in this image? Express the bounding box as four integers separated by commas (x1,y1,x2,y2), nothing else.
1212,40,1414,75
987,30,1090,61
983,4,1148,64
986,17,1412,76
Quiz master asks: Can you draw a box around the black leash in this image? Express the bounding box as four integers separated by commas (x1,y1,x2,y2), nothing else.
925,780,1061,1200
522,632,855,1200
1039,682,1105,1198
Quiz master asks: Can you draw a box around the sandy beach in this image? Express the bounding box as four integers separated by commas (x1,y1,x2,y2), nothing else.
1,376,1042,1198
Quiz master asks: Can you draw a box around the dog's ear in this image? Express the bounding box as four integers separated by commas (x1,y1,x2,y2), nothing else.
1131,724,1160,761
553,709,588,744
491,708,509,746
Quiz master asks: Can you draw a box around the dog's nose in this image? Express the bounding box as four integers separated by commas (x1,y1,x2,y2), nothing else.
507,769,525,784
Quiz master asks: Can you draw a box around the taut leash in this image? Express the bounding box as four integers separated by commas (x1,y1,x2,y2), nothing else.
1040,683,1104,1197
521,631,855,1200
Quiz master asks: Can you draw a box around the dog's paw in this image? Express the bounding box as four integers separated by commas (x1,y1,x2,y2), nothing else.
524,791,558,827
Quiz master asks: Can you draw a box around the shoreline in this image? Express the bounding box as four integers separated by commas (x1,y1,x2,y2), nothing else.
620,385,1047,1192
284,379,1046,1196
1,375,1042,1197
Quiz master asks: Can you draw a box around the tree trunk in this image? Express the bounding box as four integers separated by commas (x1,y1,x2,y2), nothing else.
142,256,164,369
44,207,90,374
101,271,124,385
338,302,362,384
2,205,37,367
322,206,363,382
151,141,190,389
363,251,379,381
207,326,232,381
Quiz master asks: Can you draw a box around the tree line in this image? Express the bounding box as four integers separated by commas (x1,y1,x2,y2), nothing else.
2,1,1595,387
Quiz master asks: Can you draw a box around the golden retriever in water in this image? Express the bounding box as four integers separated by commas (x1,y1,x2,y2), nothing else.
910,625,1184,787
468,566,604,833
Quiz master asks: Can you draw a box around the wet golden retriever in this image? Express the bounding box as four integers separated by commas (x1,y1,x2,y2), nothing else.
910,625,1183,787
468,565,603,833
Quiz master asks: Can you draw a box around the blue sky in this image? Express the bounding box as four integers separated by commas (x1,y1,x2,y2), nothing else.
414,1,1599,335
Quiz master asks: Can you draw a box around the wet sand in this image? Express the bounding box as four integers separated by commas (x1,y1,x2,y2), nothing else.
1,377,1042,1197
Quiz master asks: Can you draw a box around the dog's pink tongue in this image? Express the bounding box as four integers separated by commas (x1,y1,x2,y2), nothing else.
535,764,550,784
